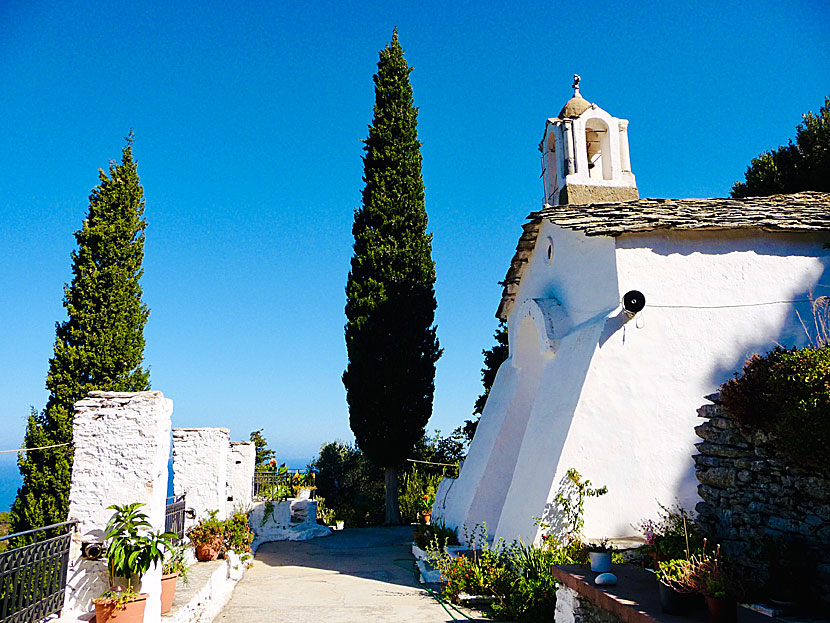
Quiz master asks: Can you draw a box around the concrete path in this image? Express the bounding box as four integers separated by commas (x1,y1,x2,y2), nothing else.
214,526,479,623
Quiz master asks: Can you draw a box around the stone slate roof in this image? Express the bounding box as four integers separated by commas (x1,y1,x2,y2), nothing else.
497,191,830,320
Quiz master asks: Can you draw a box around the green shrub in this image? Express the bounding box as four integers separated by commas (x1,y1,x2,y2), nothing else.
399,466,444,523
311,441,385,526
415,520,458,551
720,346,830,475
224,510,254,554
429,523,584,621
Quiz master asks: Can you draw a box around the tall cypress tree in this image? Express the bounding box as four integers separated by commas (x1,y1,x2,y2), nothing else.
11,135,150,537
343,30,441,525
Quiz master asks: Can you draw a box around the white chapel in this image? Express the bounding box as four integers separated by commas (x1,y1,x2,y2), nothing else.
433,77,830,544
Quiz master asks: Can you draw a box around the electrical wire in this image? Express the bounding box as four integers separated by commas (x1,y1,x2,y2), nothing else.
406,458,459,468
0,442,71,454
647,298,812,310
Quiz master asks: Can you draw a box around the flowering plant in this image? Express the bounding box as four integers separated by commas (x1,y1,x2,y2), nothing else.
637,503,703,562
687,541,742,599
420,491,435,513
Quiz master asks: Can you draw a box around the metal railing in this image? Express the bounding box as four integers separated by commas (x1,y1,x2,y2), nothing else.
165,494,186,543
0,520,76,623
252,469,316,500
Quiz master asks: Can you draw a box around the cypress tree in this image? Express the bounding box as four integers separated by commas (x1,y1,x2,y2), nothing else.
343,30,441,525
10,135,150,537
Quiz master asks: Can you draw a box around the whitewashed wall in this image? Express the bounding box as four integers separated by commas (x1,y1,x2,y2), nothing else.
226,441,255,515
172,428,230,527
437,223,830,545
64,391,173,623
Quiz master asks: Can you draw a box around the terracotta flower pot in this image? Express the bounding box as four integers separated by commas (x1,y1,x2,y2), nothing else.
195,541,221,561
160,572,179,614
421,512,431,525
706,595,737,623
94,593,148,623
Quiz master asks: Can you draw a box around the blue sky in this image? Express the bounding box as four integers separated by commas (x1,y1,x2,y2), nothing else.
1,0,828,478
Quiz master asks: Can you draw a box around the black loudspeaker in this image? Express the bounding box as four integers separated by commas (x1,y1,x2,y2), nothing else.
623,290,646,314
81,542,103,560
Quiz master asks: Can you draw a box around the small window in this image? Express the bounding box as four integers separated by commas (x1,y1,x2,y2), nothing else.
546,237,554,266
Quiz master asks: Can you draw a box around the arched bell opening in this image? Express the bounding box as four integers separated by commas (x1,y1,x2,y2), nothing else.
585,117,612,181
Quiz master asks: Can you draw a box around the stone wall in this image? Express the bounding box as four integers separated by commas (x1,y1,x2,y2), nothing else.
226,441,255,516
554,586,622,623
64,391,173,623
694,393,830,605
172,428,230,528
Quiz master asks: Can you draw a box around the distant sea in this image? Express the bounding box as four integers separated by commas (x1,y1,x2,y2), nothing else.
0,459,22,514
0,455,314,515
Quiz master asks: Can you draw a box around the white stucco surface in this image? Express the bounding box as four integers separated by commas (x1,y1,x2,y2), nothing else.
226,442,255,516
437,224,830,546
64,391,173,623
172,428,230,528
249,500,331,550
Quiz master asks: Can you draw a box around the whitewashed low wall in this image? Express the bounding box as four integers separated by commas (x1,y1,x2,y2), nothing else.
249,500,331,550
164,553,249,623
226,442,255,516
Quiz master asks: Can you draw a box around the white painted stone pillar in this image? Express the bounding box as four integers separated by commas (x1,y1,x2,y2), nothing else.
63,391,173,623
619,120,631,172
563,120,576,175
226,441,256,516
172,428,230,529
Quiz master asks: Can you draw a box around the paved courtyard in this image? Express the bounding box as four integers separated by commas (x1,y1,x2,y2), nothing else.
214,525,482,623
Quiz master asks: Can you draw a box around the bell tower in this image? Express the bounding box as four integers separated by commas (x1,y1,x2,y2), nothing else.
540,75,638,205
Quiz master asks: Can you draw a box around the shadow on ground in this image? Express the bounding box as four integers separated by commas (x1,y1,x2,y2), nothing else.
216,525,491,623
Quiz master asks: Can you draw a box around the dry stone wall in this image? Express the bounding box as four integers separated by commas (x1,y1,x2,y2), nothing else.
694,393,830,606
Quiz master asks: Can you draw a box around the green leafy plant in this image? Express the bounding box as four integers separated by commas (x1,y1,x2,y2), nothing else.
720,345,830,476
586,538,613,553
429,522,585,621
224,510,254,554
546,468,607,545
102,502,176,592
416,520,458,551
315,496,336,525
637,503,703,562
656,558,696,593
685,542,743,600
94,587,142,610
187,510,225,547
310,441,385,527
162,544,190,585
429,524,513,609
399,466,443,522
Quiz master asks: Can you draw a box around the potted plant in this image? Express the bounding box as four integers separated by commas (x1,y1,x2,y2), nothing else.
224,510,254,554
586,538,613,573
639,504,704,564
655,558,702,615
187,510,225,561
420,491,435,524
160,544,190,614
93,502,176,623
688,543,741,623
